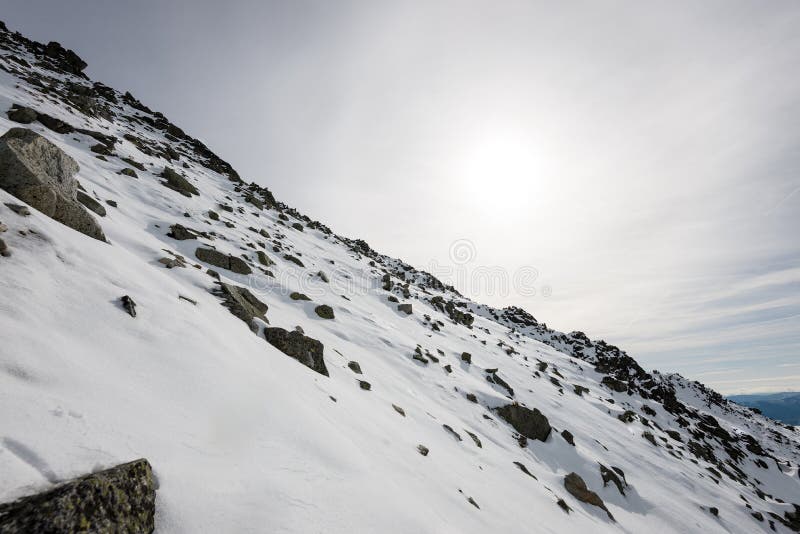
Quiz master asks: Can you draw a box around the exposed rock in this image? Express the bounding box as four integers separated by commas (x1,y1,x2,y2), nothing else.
317,271,329,283
513,461,537,479
397,303,412,315
263,327,328,376
443,424,462,441
617,410,636,423
290,292,311,301
195,247,252,274
0,237,9,257
358,380,371,391
160,167,198,197
573,384,589,396
314,304,334,319
36,113,74,134
7,104,37,124
4,203,30,216
291,222,304,231
563,472,614,520
602,376,628,393
417,445,429,456
461,352,472,364
76,190,106,216
557,498,572,513
347,361,362,374
642,431,658,446
0,128,105,240
466,393,478,403
392,404,406,416
465,430,482,448
600,464,627,495
120,295,137,317
43,40,88,75
167,223,205,240
709,507,719,517
0,459,155,533
207,209,219,221
561,429,575,446
256,251,274,266
213,282,268,331
283,254,304,267
496,403,551,442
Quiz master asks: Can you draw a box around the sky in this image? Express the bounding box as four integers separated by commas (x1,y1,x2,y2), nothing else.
3,1,799,394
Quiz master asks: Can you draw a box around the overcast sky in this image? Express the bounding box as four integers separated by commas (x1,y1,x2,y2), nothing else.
4,1,799,394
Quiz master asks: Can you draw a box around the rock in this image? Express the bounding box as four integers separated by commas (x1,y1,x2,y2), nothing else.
642,431,658,446
461,352,472,364
465,430,482,448
347,361,362,374
417,445,429,456
602,376,628,393
120,295,136,317
76,190,106,216
466,393,478,403
43,41,88,75
314,304,334,319
0,237,9,257
36,113,74,134
160,166,198,197
291,222,304,231
119,167,138,178
617,410,636,423
397,303,412,315
563,472,614,520
263,327,328,376
709,507,719,517
106,200,117,208
573,384,589,396
0,128,105,240
317,271,329,283
90,143,113,156
195,247,252,274
256,251,274,266
0,222,6,232
4,203,30,216
392,404,406,416
557,498,572,513
514,461,537,479
290,292,311,301
0,459,155,533
213,282,268,331
561,429,575,446
600,464,627,495
444,364,452,373
7,105,37,124
496,403,551,442
283,254,304,267
167,223,202,240
467,497,480,509
387,295,398,303
443,424,462,441
358,380,371,391
208,210,219,221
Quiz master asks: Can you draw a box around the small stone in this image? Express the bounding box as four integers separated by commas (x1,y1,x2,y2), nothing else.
120,295,137,317
417,445,429,456
709,507,719,517
347,361,362,374
358,380,371,391
397,303,412,315
7,105,37,124
4,203,30,216
561,429,575,446
314,304,334,319
119,167,138,178
392,404,406,416
105,199,117,208
461,352,472,363
208,210,219,221
0,237,9,257
290,292,311,301
466,393,478,403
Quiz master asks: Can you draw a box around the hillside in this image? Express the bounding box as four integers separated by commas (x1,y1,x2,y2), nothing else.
0,21,799,533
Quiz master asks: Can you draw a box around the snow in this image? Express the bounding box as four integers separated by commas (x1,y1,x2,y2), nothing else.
1,35,799,534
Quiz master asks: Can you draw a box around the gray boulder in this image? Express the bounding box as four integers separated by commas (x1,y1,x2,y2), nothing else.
496,403,551,442
397,303,412,315
563,472,614,520
263,327,328,376
0,458,155,533
195,247,252,275
160,167,198,197
315,304,334,319
6,105,37,124
213,282,268,331
76,190,106,216
0,128,105,240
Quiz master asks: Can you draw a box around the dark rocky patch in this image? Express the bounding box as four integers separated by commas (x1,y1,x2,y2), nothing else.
120,295,136,318
195,247,252,274
496,403,551,442
564,472,614,520
314,304,334,319
263,327,328,376
160,167,198,197
213,282,268,331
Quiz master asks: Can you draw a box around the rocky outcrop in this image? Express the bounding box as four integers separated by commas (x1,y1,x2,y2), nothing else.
496,403,551,442
0,128,105,241
0,458,155,533
264,327,328,376
314,304,334,319
195,247,252,274
160,167,198,197
563,472,614,520
76,190,106,216
213,282,268,331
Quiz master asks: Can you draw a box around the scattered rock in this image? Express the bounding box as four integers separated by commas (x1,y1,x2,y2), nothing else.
561,429,575,446
709,507,719,517
167,223,206,240
256,251,274,266
496,403,551,442
397,303,412,315
7,105,37,124
120,295,136,317
392,404,406,417
291,222,304,232
557,498,572,513
314,304,334,319
0,128,105,240
513,461,537,479
417,445,429,456
317,271,329,283
4,203,29,216
563,472,614,520
465,430,482,448
443,424,462,441
208,210,219,221
347,361,362,374
290,292,311,301
466,393,478,403
160,166,198,197
213,282,268,331
195,247,252,274
467,497,480,509
76,190,106,216
0,459,155,533
106,200,117,208
617,410,636,423
264,327,328,376
600,464,626,495
573,384,589,396
283,254,304,267
461,352,472,364
358,380,371,391
119,167,138,178
642,431,658,446
0,237,9,257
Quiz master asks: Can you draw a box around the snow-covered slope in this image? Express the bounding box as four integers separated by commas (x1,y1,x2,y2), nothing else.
0,21,798,533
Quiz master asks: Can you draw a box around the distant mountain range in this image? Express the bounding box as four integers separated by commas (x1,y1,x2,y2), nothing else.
729,392,800,426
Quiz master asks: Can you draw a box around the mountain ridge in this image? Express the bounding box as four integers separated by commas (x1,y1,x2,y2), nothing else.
0,20,798,533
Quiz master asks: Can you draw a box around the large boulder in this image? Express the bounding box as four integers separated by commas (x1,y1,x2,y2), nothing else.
0,128,105,241
496,403,551,442
0,458,155,533
263,327,328,376
213,282,268,331
160,167,198,197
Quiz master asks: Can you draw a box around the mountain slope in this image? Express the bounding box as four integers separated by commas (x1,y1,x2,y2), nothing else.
730,393,800,426
0,21,798,533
